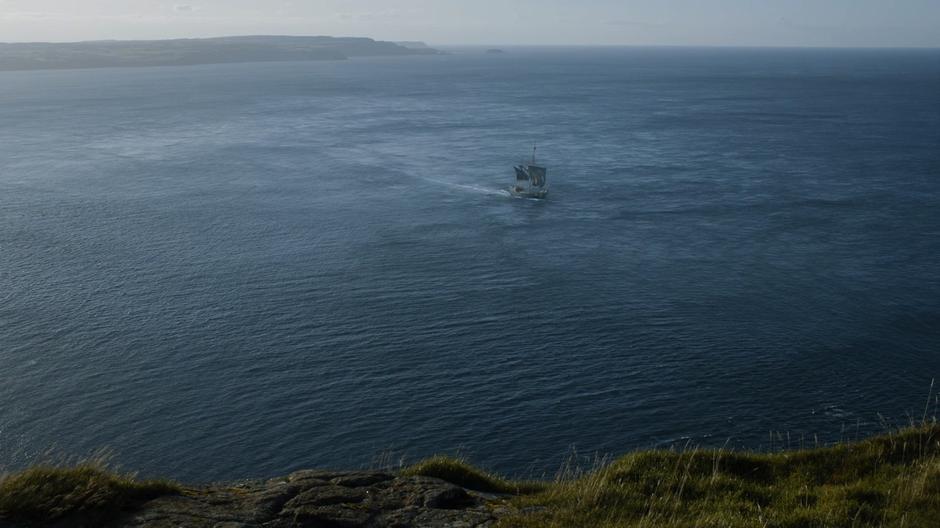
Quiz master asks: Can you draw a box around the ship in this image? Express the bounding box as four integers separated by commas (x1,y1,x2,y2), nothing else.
510,146,549,199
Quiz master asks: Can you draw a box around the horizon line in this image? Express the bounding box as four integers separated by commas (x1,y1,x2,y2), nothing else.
0,34,938,51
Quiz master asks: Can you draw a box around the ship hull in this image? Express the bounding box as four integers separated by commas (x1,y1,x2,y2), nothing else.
509,187,548,199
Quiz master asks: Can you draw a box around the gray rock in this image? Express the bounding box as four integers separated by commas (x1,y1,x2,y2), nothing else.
286,503,372,527
97,470,500,528
330,472,394,488
283,484,368,510
384,477,473,509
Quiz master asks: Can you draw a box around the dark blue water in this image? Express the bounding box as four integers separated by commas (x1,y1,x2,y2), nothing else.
1,47,939,482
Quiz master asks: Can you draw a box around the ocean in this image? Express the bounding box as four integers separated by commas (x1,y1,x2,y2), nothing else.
1,47,939,482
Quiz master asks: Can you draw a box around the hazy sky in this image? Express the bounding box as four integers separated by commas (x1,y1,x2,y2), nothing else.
1,0,938,47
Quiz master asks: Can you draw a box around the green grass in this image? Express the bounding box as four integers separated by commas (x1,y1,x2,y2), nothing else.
402,455,547,494
409,426,940,528
0,463,180,525
4,427,938,527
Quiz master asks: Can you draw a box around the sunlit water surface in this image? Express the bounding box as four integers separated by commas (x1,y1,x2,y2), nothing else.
1,48,939,481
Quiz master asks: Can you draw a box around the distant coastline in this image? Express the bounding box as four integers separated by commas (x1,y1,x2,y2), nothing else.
0,36,440,72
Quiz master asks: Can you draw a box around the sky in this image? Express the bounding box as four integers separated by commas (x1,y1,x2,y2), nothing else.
0,0,938,47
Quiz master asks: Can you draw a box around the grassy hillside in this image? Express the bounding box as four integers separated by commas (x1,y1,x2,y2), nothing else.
0,464,178,525
1,425,937,527
408,424,940,528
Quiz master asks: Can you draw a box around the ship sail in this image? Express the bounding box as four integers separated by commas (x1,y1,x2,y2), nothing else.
527,165,547,187
509,146,549,199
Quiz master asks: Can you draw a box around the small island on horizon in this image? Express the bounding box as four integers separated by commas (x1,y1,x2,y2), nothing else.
0,35,440,72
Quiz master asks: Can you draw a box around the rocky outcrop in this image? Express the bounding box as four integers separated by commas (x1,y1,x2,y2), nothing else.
110,470,502,528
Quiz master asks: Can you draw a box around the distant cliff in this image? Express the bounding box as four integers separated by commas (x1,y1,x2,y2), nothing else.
394,41,433,50
0,36,440,72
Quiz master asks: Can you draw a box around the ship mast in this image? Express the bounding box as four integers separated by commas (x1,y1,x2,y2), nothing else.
511,144,548,198
529,145,536,191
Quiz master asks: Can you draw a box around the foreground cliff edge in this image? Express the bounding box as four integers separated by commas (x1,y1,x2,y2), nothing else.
1,425,939,527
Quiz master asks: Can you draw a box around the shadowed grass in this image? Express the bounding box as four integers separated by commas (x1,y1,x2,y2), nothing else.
495,424,940,527
0,463,180,525
402,455,546,494
3,427,938,526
